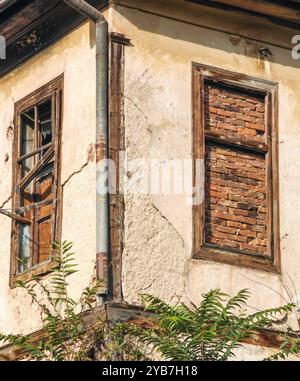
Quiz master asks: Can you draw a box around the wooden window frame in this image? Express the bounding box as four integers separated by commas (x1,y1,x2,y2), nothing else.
109,33,128,302
10,75,63,286
192,63,280,273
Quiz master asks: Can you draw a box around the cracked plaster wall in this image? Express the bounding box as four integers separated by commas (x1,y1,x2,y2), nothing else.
111,3,300,339
0,0,300,361
0,22,97,335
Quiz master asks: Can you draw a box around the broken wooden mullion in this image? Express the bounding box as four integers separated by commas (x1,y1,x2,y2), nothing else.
16,199,55,214
17,146,54,191
10,76,63,284
0,209,30,224
17,142,52,163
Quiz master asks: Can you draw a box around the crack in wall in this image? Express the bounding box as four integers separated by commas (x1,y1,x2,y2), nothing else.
124,95,151,133
62,143,95,188
150,206,194,306
0,195,12,209
62,161,90,188
151,202,185,247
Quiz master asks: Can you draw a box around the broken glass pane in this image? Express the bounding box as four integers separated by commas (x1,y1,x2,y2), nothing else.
20,107,35,178
20,184,35,219
18,224,31,273
38,99,52,153
20,163,36,198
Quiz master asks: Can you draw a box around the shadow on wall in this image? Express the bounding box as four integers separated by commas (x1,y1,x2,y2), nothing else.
116,2,300,71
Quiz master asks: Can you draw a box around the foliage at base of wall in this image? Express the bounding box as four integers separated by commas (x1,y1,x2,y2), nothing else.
0,241,299,361
122,292,298,361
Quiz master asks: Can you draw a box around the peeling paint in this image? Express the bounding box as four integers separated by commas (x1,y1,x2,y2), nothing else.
0,23,97,335
113,4,300,359
0,0,299,362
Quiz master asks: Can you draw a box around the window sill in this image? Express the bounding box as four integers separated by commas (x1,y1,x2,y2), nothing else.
10,261,55,288
193,246,280,274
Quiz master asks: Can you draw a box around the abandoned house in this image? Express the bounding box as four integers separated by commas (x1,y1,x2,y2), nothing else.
0,0,299,360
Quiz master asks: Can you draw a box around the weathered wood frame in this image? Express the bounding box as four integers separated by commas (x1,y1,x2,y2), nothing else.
10,75,64,286
108,33,129,302
192,63,280,273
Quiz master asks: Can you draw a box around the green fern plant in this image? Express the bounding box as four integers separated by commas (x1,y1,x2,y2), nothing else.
125,289,294,361
0,241,100,361
1,244,299,362
94,321,149,361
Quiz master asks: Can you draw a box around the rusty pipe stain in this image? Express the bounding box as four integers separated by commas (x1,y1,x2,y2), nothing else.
95,16,109,297
96,252,108,284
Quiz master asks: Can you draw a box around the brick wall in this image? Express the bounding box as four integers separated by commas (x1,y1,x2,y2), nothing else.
204,83,268,256
205,83,265,143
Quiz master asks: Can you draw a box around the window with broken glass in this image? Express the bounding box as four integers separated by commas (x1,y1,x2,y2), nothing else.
10,77,63,283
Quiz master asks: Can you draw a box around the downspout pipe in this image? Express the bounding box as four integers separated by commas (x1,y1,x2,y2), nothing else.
0,0,18,12
63,0,109,300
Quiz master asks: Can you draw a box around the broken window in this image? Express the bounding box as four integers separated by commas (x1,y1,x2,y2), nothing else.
10,76,63,282
193,65,279,272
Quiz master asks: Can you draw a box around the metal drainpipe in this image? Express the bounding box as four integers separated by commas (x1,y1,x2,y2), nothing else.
63,0,109,302
0,0,18,12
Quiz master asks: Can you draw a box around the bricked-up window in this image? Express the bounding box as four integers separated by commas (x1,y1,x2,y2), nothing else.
193,64,279,272
11,76,63,284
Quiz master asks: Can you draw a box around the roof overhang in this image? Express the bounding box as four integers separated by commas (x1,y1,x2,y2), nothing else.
0,0,299,78
0,0,108,77
187,0,300,29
